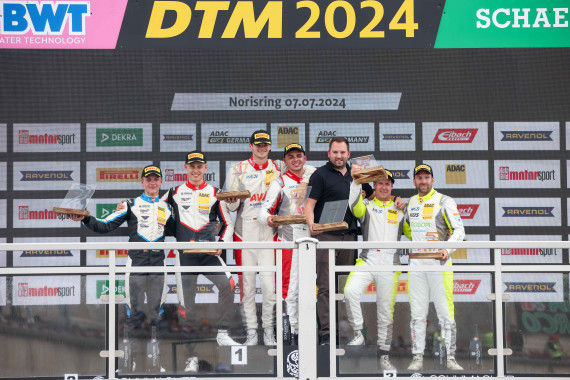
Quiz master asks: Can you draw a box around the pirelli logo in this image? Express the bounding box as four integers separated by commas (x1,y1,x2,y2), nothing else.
255,133,270,140
96,168,141,182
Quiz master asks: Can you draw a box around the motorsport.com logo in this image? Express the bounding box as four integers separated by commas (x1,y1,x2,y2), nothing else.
315,131,369,144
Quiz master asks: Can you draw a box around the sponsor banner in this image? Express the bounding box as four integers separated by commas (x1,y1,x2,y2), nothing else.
436,0,570,48
453,234,491,264
494,122,560,150
380,160,415,189
0,276,5,306
271,123,306,149
0,238,6,267
13,161,80,190
86,160,150,190
85,275,126,305
496,198,561,227
503,273,564,303
201,123,266,152
0,124,5,151
566,122,570,150
495,160,560,189
13,199,77,228
86,236,129,266
0,162,6,190
161,161,220,189
160,123,196,152
87,123,151,151
424,160,489,189
454,198,489,227
13,237,80,267
0,200,5,229
13,124,80,152
379,123,416,151
423,122,488,151
172,93,400,111
164,236,177,266
309,123,374,152
13,275,81,305
496,235,562,264
0,0,128,49
233,274,263,304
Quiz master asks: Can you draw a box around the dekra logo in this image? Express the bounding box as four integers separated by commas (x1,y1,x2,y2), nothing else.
96,204,116,219
96,128,143,147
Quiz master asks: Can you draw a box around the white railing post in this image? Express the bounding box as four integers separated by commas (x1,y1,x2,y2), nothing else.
108,249,117,379
494,248,505,377
297,237,319,380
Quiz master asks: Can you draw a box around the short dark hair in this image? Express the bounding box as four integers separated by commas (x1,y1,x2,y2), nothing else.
329,136,350,151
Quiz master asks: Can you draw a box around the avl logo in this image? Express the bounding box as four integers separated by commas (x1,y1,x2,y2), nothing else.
1,1,90,35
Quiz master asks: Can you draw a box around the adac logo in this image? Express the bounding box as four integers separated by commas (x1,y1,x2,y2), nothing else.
502,207,554,217
277,126,299,148
20,170,73,181
315,130,369,144
391,170,409,180
96,168,140,182
1,1,90,35
95,280,126,298
383,133,412,140
18,130,76,145
432,129,477,143
501,248,557,256
445,164,466,185
21,250,72,257
457,204,479,219
96,204,116,219
96,128,143,147
207,131,248,144
505,282,556,293
501,131,552,141
163,134,193,141
499,167,556,182
453,279,480,295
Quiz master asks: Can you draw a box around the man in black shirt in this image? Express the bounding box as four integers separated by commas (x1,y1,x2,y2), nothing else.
305,137,373,345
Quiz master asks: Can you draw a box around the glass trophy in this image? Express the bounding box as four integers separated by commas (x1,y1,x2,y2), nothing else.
52,183,96,216
182,221,219,255
273,185,311,226
350,154,387,184
215,162,251,201
312,199,349,232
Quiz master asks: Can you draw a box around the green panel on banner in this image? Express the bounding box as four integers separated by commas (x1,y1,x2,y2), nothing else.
435,0,570,48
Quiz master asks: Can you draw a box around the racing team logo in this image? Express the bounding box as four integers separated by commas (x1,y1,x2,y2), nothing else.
432,129,477,143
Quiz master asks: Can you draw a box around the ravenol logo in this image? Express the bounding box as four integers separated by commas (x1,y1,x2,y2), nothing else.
501,131,552,141
502,207,554,217
96,204,116,219
96,128,143,147
1,1,90,35
383,134,412,140
390,170,409,180
505,282,556,293
20,170,73,181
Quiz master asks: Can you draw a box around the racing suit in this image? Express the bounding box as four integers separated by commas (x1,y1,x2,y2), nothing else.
343,182,409,350
258,170,310,334
82,193,173,324
404,188,465,356
162,181,235,331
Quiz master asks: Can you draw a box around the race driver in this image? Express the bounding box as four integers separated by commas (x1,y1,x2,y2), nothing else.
225,130,314,346
258,143,311,345
70,165,174,371
405,164,465,371
344,169,409,371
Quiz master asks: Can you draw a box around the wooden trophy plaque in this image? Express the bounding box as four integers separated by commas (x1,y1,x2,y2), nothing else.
409,251,444,260
351,166,388,185
215,190,251,201
272,215,307,226
313,221,349,232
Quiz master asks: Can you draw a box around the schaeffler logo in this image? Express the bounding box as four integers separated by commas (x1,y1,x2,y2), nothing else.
501,131,552,141
207,131,249,144
499,167,555,182
17,282,76,297
18,130,76,145
502,207,554,217
315,131,369,143
96,168,140,182
457,204,479,219
18,206,63,220
501,248,557,256
454,280,480,295
432,129,477,143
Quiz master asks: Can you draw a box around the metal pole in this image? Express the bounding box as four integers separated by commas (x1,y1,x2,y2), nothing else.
297,238,318,380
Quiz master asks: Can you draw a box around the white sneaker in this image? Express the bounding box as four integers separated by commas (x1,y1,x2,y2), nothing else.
184,357,199,373
263,329,277,346
347,330,365,345
447,356,464,370
379,354,396,370
216,329,239,346
407,354,423,371
244,329,258,346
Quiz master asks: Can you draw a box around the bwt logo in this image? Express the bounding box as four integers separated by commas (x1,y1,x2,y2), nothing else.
1,1,90,35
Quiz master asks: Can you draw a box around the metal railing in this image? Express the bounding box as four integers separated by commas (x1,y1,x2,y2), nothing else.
0,240,569,380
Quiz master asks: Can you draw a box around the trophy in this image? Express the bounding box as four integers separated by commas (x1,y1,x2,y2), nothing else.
272,185,311,226
350,154,388,184
52,183,96,216
182,221,220,255
409,251,444,259
312,199,349,232
215,162,251,201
